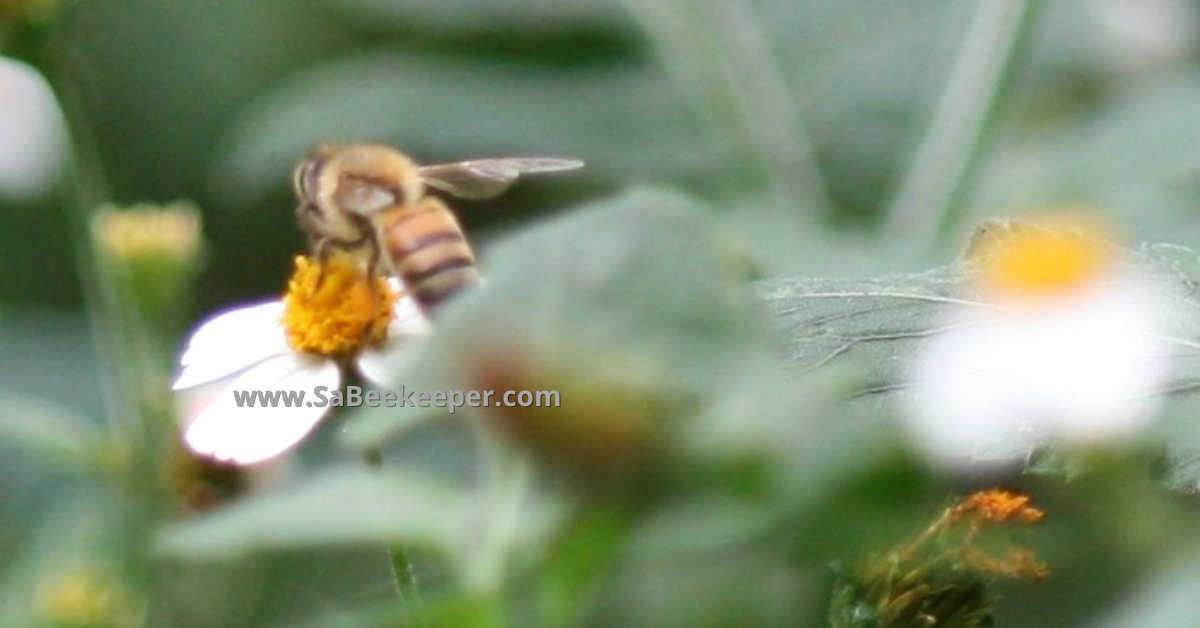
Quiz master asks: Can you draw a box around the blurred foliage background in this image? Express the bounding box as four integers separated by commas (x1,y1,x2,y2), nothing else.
6,0,1200,627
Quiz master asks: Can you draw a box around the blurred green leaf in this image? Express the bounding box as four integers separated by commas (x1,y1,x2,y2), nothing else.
530,506,636,628
0,391,99,471
285,591,506,628
758,262,970,386
617,0,833,217
346,186,779,449
972,71,1200,243
626,495,780,564
159,466,475,563
0,488,123,627
792,447,938,565
0,309,104,414
160,461,564,601
763,0,959,221
318,0,630,35
761,240,1200,388
65,0,353,201
212,53,727,208
606,543,805,628
1088,543,1200,628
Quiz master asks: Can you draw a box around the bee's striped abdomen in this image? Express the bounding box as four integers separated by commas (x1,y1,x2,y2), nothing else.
381,197,480,313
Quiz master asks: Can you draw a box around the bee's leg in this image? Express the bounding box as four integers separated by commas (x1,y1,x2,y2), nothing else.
365,243,387,342
310,237,331,295
368,241,384,282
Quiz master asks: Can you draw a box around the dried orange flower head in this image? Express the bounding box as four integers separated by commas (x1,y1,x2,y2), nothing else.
950,489,1045,525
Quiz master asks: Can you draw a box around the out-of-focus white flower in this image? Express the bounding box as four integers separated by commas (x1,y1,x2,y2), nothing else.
0,55,67,199
173,255,429,465
903,217,1175,469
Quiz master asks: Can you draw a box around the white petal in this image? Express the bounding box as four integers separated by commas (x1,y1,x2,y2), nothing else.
902,279,1173,469
902,321,1048,468
356,347,391,386
357,341,417,386
0,56,67,199
181,353,339,465
389,296,432,336
173,301,292,390
357,298,430,385
1034,285,1171,440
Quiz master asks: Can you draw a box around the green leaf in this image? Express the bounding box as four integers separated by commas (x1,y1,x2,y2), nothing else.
758,262,970,388
211,52,726,208
0,488,123,627
345,186,780,449
761,240,1200,388
1087,543,1200,628
972,72,1200,241
317,0,630,35
158,466,476,562
0,392,99,471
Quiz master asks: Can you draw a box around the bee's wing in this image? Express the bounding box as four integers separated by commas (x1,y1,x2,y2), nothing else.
418,157,584,200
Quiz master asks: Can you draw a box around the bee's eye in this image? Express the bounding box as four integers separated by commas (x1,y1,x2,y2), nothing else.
294,158,322,200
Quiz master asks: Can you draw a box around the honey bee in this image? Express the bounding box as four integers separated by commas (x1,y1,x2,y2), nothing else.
293,143,583,313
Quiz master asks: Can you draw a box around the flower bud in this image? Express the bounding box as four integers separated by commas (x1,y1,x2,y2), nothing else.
92,201,205,337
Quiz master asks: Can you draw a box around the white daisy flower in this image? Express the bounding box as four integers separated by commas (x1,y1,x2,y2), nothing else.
173,254,430,465
0,55,67,199
902,217,1175,470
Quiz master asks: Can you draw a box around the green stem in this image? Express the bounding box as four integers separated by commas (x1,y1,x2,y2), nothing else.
387,544,423,610
883,0,1040,247
362,447,427,621
46,32,171,615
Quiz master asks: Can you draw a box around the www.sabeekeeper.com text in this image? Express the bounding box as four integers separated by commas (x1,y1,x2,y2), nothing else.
232,386,560,414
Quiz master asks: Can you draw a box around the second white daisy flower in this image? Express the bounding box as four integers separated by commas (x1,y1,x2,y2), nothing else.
903,217,1175,469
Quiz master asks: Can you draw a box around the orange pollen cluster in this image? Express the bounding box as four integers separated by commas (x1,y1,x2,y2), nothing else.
950,489,1045,525
280,255,397,358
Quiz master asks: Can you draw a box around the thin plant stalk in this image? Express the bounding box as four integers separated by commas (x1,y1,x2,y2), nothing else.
362,446,427,621
883,0,1040,246
49,50,173,617
619,0,832,219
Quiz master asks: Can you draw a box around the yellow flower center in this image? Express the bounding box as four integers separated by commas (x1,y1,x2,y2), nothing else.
972,217,1112,301
280,255,397,357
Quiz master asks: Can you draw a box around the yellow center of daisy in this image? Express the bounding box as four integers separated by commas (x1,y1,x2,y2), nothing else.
972,218,1112,301
280,255,397,357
